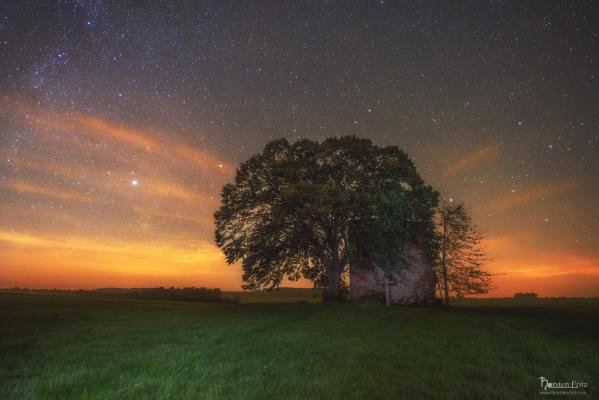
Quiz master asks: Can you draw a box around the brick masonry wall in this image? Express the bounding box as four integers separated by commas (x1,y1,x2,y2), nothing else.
350,244,436,305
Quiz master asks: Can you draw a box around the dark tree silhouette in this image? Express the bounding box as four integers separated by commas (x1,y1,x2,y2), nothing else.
514,292,538,299
214,136,438,301
434,200,493,306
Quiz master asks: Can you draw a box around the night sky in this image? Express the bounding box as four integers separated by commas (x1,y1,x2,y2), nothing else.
1,1,598,296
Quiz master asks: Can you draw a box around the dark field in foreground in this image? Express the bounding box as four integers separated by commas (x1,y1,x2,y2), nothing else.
1,294,597,399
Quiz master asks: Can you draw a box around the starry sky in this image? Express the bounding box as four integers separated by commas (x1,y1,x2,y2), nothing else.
1,1,598,296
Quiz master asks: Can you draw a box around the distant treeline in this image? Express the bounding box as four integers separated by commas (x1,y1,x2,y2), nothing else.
513,292,538,299
1,287,237,303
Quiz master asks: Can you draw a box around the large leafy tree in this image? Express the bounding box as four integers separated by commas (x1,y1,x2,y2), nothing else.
434,200,494,306
214,136,438,301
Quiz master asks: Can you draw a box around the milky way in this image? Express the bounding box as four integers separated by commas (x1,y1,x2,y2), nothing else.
1,1,598,295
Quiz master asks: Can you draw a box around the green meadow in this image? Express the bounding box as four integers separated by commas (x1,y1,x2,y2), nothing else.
1,293,597,399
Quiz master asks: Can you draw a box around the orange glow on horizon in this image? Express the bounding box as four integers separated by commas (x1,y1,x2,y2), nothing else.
0,229,244,290
481,233,599,297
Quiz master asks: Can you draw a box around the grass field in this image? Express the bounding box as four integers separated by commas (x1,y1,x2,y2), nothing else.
223,288,323,304
1,293,597,399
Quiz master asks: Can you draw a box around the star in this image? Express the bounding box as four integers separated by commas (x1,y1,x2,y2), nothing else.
131,180,139,187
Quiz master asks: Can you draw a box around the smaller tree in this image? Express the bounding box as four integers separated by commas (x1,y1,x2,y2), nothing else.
435,200,493,306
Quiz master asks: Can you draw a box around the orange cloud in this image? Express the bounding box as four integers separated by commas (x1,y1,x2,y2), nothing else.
135,206,214,228
2,181,92,203
3,155,215,205
483,231,537,252
445,146,498,177
140,178,218,204
174,144,236,176
78,115,158,151
0,230,58,247
2,98,76,133
2,97,235,177
493,181,579,211
77,115,235,176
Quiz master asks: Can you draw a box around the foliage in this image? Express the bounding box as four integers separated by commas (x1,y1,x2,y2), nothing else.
214,136,438,300
434,201,493,304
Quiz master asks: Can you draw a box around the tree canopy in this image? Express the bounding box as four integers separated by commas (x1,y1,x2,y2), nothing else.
214,136,438,300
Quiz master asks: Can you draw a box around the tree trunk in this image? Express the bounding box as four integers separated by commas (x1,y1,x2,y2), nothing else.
323,262,342,302
442,215,450,307
384,275,391,307
436,280,443,300
323,239,345,302
442,261,450,307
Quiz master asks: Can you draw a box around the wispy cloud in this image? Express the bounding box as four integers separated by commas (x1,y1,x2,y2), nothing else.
493,181,579,211
79,115,159,151
1,181,93,203
445,145,498,177
2,97,235,176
